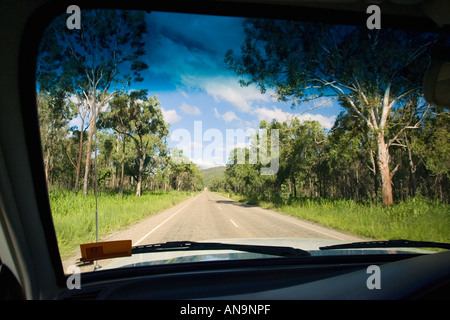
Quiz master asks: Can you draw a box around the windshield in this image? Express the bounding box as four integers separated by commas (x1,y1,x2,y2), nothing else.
35,7,450,274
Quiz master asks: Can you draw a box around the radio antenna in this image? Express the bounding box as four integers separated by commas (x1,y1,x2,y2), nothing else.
94,134,99,243
93,112,100,270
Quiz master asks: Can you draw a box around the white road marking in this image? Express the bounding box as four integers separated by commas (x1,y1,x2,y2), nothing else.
210,192,347,240
134,194,200,246
230,219,239,228
255,209,346,240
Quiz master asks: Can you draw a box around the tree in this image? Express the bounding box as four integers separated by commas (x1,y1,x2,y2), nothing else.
169,149,204,192
102,92,168,197
68,95,90,194
225,147,263,199
37,9,148,195
410,106,450,201
327,112,375,200
272,119,325,198
99,91,145,196
208,175,227,192
226,20,443,205
37,91,75,185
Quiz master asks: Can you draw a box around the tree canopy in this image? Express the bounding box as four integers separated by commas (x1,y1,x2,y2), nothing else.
36,10,204,196
37,9,149,195
225,19,448,205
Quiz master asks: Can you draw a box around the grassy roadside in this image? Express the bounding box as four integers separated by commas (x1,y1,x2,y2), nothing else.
217,192,450,243
49,189,198,259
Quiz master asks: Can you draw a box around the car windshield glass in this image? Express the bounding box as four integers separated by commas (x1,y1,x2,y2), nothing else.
35,8,450,274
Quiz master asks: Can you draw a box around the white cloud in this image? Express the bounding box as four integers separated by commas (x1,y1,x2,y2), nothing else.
214,107,240,124
68,116,83,130
202,78,260,112
180,102,201,115
160,107,181,124
253,106,291,123
183,75,273,113
213,107,221,119
253,106,336,130
222,111,239,123
190,157,225,169
179,90,189,98
297,113,336,130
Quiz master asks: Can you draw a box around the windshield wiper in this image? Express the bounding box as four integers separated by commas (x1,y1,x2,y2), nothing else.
319,239,450,251
132,241,310,257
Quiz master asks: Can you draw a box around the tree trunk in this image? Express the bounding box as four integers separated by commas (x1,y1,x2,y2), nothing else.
405,135,417,198
45,147,51,186
372,162,379,200
377,132,394,205
120,134,125,197
408,152,417,198
74,119,85,194
83,92,100,196
136,150,145,197
292,176,297,198
82,122,95,196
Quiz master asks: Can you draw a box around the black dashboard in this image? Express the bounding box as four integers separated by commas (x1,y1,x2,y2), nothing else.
57,251,450,300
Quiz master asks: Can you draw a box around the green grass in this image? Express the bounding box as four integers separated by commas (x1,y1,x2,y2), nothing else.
49,189,197,258
219,192,450,243
52,189,449,259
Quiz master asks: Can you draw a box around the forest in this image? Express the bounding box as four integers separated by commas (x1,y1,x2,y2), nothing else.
37,10,204,197
38,89,204,196
210,19,450,205
208,114,449,204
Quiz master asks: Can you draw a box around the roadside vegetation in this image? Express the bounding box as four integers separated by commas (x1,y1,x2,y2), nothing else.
36,11,205,258
50,189,197,258
224,19,450,206
219,192,449,244
208,17,449,243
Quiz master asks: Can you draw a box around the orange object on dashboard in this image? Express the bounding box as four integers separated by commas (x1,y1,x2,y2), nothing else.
80,240,132,262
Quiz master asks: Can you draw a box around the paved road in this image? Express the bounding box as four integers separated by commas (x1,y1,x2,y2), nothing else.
107,190,362,244
64,190,363,272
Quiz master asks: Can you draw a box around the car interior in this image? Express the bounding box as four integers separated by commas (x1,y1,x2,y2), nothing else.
0,0,449,305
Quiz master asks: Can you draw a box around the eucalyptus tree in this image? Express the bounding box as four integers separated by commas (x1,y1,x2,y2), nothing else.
37,90,75,186
99,91,143,196
226,19,442,205
100,91,168,197
37,9,148,195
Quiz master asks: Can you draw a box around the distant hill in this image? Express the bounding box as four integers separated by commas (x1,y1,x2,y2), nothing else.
202,166,226,186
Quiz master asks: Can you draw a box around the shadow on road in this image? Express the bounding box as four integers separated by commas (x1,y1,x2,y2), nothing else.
212,199,258,208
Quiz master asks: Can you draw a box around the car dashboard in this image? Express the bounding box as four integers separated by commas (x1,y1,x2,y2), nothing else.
56,251,450,300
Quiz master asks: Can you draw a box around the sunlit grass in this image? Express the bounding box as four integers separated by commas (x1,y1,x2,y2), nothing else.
49,189,197,258
220,192,450,243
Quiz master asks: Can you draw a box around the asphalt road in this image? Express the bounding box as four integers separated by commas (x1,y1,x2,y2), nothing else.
64,190,363,272
106,190,362,245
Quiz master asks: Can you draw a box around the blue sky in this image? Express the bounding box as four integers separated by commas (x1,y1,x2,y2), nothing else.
61,10,340,168
138,11,341,168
